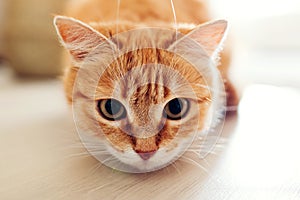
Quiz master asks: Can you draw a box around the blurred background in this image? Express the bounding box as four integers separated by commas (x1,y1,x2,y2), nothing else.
0,0,65,76
210,0,300,89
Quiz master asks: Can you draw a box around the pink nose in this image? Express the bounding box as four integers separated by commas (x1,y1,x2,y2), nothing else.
137,151,156,160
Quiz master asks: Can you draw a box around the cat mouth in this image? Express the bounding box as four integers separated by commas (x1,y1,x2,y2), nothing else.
135,150,157,160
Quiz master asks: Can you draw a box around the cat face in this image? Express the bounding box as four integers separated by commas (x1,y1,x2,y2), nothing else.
54,16,227,172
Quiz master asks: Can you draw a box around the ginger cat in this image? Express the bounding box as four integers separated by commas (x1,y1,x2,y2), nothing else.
54,0,238,173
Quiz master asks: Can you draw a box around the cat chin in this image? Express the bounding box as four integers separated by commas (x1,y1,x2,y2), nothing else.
104,141,188,173
80,128,195,172
112,154,179,173
106,146,167,172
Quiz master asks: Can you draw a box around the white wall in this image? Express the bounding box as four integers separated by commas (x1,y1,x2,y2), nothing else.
209,0,300,88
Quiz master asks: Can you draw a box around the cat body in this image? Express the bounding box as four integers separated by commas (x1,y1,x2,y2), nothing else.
66,0,210,25
54,0,237,172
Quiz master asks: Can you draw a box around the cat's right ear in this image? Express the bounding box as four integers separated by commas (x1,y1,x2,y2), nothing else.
54,16,113,63
169,20,228,59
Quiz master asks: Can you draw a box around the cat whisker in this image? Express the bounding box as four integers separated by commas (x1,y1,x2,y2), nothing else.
66,149,110,159
193,136,228,144
199,142,226,148
179,156,208,173
87,159,116,178
66,152,92,159
169,162,180,175
205,151,218,155
184,149,201,155
87,182,113,194
101,156,117,163
86,162,104,175
67,150,91,156
63,142,99,148
170,0,178,42
80,142,107,147
184,151,212,166
61,143,106,151
192,83,227,96
62,144,84,148
189,142,224,148
85,147,113,153
107,159,128,174
187,147,224,156
185,148,219,159
196,155,211,166
164,163,171,175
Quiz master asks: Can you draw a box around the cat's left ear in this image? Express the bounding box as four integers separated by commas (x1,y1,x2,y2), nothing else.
170,20,228,57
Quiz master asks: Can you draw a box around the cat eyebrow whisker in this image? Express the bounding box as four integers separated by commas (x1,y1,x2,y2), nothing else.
192,83,213,89
116,0,121,45
170,0,178,42
191,83,226,95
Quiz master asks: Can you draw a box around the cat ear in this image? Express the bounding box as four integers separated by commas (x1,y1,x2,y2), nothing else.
170,20,228,57
54,16,112,62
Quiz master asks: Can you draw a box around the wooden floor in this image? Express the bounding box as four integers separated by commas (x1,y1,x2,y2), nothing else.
1,67,300,199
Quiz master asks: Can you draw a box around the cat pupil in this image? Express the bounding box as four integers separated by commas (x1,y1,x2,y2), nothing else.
169,99,182,115
105,99,121,115
165,98,189,120
98,99,126,121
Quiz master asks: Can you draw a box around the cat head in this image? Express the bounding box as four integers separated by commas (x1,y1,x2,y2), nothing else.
54,16,227,172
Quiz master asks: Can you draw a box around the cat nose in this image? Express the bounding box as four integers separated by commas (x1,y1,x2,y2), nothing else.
136,150,156,160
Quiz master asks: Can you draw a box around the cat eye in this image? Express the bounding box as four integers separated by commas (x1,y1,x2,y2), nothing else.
164,98,190,120
98,99,126,121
